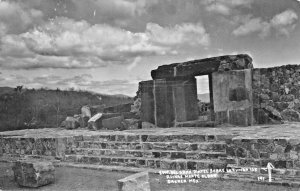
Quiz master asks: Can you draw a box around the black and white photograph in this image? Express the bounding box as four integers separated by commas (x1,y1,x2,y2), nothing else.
0,0,300,190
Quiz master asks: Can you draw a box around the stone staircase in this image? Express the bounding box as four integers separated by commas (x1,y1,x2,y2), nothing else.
62,134,231,170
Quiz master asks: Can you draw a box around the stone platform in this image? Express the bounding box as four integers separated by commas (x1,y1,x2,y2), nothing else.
2,123,300,186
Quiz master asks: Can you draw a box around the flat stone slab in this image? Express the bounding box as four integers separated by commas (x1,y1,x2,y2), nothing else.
12,160,55,188
118,171,150,191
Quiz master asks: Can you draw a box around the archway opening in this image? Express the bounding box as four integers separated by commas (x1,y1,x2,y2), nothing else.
196,75,211,121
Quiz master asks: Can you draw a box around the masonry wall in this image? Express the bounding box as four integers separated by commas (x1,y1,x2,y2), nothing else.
253,65,300,124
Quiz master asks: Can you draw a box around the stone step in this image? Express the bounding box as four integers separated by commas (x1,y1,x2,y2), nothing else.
70,148,227,160
76,141,227,152
63,154,227,170
74,134,233,143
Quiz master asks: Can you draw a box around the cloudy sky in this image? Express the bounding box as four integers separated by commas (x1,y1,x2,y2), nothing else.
0,0,299,96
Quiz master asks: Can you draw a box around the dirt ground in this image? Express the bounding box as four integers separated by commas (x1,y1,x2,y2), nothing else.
0,162,298,191
0,162,132,191
150,174,299,191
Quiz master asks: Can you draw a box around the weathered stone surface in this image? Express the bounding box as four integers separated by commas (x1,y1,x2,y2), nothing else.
139,80,155,125
151,54,252,79
117,171,150,191
213,69,253,126
13,160,55,188
74,114,88,128
102,115,125,130
173,77,199,122
61,116,80,129
131,98,141,116
88,113,121,130
281,109,300,121
81,105,91,118
122,119,141,130
142,121,157,129
264,106,282,121
88,113,103,130
253,65,300,124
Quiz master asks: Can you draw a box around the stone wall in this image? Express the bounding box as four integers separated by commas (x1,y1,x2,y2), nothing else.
253,65,300,124
226,138,300,170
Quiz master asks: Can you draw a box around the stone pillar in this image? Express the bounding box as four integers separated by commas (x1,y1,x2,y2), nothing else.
153,79,175,127
173,77,198,122
139,81,155,125
140,77,198,127
212,69,253,126
139,79,175,128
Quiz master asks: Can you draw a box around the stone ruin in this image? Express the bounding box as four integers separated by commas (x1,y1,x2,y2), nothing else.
139,54,254,127
59,54,300,130
139,54,300,127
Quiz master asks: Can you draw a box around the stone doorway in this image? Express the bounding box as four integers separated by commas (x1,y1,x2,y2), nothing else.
139,54,254,127
196,75,212,122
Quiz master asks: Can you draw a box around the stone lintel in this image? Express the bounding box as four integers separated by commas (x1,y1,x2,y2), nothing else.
151,54,253,79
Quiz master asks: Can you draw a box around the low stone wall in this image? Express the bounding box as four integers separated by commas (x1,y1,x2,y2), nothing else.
226,138,300,169
2,127,300,186
0,136,58,157
253,65,300,124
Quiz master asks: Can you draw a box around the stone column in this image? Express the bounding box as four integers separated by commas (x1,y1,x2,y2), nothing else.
212,69,253,126
139,81,155,125
140,77,199,127
173,77,198,122
154,79,175,127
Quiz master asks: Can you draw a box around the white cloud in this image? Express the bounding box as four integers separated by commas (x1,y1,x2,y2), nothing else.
271,9,298,36
206,3,231,15
204,0,254,15
233,17,271,38
0,17,210,69
233,9,298,38
146,22,210,46
0,1,43,35
127,56,142,71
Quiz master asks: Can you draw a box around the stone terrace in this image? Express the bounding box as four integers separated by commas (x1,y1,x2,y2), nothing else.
2,123,300,186
1,123,300,139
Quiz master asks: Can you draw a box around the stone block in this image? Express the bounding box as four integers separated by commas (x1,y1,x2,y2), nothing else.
102,116,125,130
140,80,155,124
88,113,121,130
81,105,91,118
61,116,80,129
12,160,55,188
141,121,157,129
122,119,141,130
117,171,150,191
281,109,300,121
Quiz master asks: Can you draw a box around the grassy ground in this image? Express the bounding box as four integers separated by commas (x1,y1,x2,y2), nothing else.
0,162,298,191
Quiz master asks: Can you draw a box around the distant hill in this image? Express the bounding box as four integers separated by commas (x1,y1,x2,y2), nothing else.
0,87,133,132
0,87,14,95
197,93,210,103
